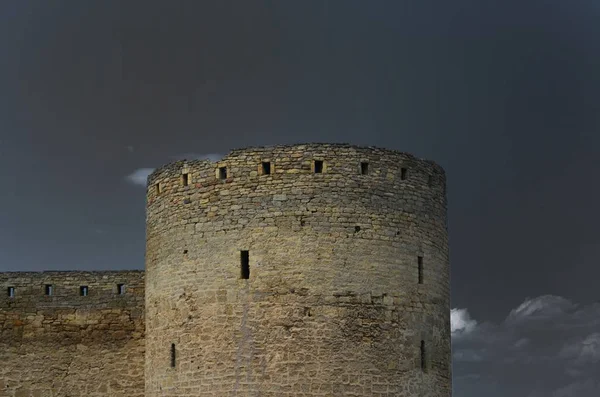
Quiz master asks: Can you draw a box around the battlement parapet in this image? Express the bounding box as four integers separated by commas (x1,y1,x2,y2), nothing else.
1,270,143,305
0,271,144,345
146,143,446,199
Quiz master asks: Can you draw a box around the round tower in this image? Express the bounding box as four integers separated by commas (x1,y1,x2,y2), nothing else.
144,143,451,396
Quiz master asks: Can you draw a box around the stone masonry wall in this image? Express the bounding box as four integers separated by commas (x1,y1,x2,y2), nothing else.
0,271,145,397
145,144,451,397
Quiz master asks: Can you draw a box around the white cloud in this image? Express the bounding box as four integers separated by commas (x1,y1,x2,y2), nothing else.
125,168,154,186
451,308,478,335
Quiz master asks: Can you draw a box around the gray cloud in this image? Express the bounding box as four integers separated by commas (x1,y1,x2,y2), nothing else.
505,295,576,325
452,296,600,397
559,332,600,365
552,379,600,397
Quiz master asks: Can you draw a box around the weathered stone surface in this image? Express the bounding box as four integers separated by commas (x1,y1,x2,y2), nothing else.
0,271,145,397
145,143,451,396
0,143,451,397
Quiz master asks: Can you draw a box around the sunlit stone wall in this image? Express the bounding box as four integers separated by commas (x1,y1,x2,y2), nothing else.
145,143,451,397
0,271,145,396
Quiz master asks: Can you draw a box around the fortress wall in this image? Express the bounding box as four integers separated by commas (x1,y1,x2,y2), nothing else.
0,271,145,397
145,144,451,397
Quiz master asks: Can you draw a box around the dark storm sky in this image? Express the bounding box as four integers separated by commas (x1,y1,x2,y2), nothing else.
1,1,599,395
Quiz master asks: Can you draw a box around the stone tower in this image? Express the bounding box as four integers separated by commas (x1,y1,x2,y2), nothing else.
144,143,451,396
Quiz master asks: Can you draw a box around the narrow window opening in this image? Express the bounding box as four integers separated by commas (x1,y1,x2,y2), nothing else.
218,166,227,180
7,287,15,298
262,162,271,175
421,340,427,371
354,226,361,233
183,249,188,254
155,183,161,195
45,284,53,296
418,256,424,284
170,343,176,368
117,284,125,295
314,160,323,174
240,250,250,279
401,168,408,180
300,220,305,227
182,173,189,186
360,162,369,175
80,286,88,297
427,175,433,187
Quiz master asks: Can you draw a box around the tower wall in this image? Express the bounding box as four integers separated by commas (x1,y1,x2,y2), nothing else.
0,271,145,396
145,144,451,397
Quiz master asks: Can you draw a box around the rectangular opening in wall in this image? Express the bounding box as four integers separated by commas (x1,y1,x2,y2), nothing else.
361,162,369,175
262,161,271,175
80,286,88,296
240,250,250,279
427,175,433,187
155,183,161,195
7,287,15,298
418,256,424,284
401,167,408,180
44,284,53,296
181,173,189,186
421,340,427,372
218,166,227,180
170,343,176,368
314,160,323,174
117,284,125,295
